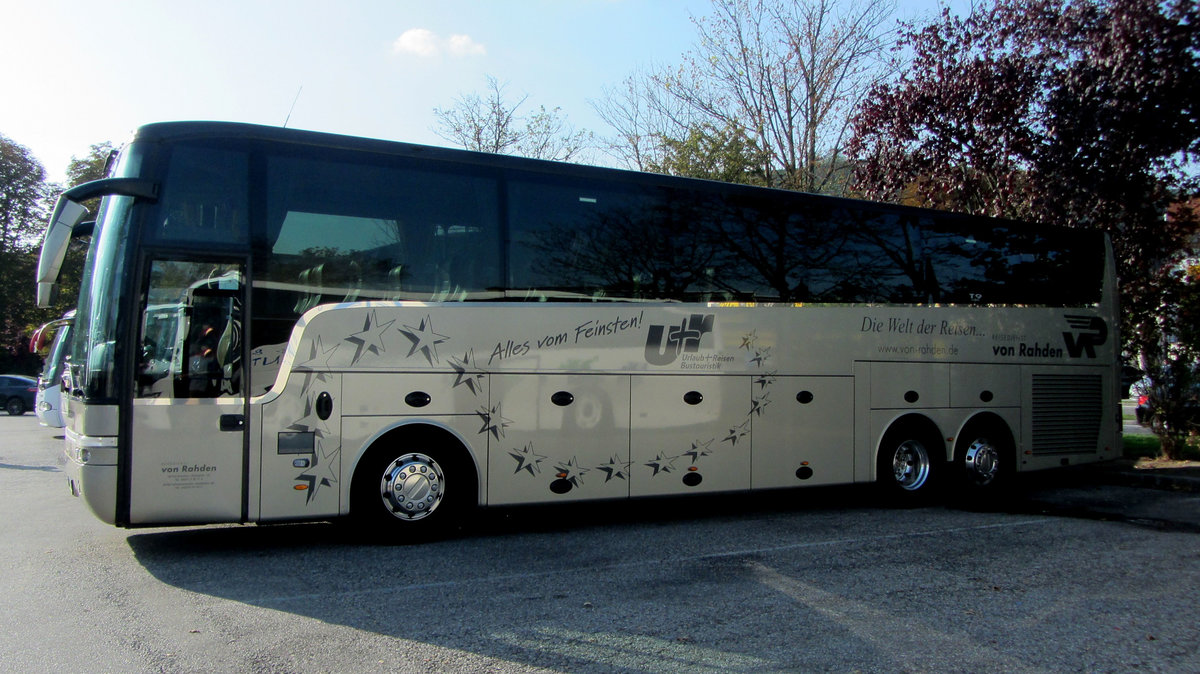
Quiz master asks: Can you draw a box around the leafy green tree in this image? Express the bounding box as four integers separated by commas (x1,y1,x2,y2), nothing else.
645,122,769,185
0,134,47,254
65,142,114,188
1138,253,1200,453
0,135,50,373
848,0,1200,457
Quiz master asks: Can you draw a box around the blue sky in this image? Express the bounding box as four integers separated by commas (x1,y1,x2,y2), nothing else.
4,0,952,183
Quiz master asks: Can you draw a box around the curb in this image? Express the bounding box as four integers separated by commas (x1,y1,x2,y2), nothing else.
1087,465,1200,494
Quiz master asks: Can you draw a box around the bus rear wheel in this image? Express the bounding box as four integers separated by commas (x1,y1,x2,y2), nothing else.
953,422,1013,500
350,433,474,541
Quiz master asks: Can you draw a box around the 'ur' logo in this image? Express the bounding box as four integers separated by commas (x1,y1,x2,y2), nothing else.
644,314,715,365
1062,315,1107,358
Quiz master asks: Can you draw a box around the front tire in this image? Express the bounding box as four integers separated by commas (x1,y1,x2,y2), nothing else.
350,431,475,541
6,398,26,416
877,424,941,502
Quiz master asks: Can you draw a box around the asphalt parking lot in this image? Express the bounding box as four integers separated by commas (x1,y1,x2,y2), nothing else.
2,413,1199,672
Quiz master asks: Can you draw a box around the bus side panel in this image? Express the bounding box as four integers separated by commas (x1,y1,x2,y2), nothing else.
128,400,245,525
488,374,630,505
752,376,854,489
259,374,343,521
629,375,750,497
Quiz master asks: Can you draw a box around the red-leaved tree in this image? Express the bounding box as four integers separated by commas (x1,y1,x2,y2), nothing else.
848,0,1200,457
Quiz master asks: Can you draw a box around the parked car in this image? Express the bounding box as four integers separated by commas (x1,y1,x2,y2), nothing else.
1121,365,1143,399
0,375,37,416
1132,376,1200,429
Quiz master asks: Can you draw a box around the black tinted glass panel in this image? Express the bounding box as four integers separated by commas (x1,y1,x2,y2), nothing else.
509,176,738,301
251,153,500,361
923,220,1104,305
149,146,250,245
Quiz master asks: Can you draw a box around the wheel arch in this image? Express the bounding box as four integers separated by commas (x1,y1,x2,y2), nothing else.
953,411,1016,453
345,419,483,514
952,410,1017,483
873,413,947,483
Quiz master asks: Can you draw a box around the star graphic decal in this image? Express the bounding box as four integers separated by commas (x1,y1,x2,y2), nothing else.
723,419,752,445
645,452,678,477
287,394,332,440
295,440,341,504
682,439,715,464
449,350,486,397
754,371,778,391
345,310,396,366
509,443,547,476
399,314,449,365
293,335,340,396
595,455,631,482
749,392,772,417
477,404,512,441
554,456,589,488
740,330,759,351
747,347,772,368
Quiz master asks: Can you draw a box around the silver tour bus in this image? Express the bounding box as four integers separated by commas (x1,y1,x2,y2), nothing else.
37,122,1120,536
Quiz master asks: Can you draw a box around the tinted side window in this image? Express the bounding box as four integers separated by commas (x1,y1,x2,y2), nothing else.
251,153,500,365
508,176,730,301
923,221,1104,306
710,198,929,304
148,146,250,246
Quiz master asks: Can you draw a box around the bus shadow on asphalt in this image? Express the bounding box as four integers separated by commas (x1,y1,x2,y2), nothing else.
125,481,886,554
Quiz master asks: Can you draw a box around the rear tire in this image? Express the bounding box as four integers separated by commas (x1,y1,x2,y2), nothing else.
350,429,475,542
953,422,1014,502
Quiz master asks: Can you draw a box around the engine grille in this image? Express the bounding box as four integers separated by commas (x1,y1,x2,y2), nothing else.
1030,374,1103,454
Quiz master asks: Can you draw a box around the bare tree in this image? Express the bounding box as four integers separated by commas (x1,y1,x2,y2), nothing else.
590,65,695,171
594,0,894,194
432,75,591,162
433,75,524,154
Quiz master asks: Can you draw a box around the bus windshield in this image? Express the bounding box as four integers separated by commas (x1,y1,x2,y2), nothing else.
65,143,147,402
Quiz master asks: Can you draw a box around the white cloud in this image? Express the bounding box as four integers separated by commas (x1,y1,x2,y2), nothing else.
393,28,485,58
447,34,486,57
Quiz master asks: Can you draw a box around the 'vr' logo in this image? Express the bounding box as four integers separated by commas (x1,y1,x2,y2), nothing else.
645,314,715,365
1062,315,1107,358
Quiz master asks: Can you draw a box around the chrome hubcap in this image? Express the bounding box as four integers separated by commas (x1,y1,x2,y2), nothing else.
379,453,444,521
964,438,999,486
892,440,931,491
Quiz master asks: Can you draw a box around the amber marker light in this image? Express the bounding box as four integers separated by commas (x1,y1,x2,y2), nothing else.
294,484,309,491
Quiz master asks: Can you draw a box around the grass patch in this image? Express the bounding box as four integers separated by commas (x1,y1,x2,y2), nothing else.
1122,433,1200,460
1122,434,1161,459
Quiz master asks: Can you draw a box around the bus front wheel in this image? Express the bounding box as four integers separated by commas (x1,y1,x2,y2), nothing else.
877,425,941,501
350,432,474,541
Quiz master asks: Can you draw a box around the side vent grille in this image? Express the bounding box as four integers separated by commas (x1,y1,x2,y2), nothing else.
1031,374,1102,454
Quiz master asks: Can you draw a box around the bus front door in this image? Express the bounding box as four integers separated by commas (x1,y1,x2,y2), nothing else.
128,259,247,525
